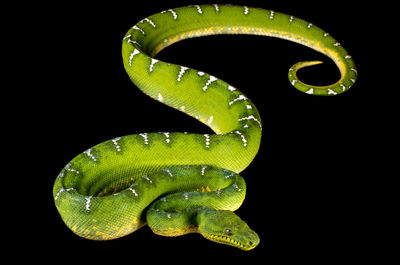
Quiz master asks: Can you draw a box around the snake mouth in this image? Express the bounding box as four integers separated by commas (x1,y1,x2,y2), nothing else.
205,234,257,251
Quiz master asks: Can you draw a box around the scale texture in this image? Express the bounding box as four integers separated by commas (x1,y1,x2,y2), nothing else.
53,5,357,251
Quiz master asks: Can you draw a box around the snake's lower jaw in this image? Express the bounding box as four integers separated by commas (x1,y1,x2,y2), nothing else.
202,231,260,251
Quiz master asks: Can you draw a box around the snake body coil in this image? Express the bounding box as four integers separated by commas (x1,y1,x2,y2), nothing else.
53,5,357,250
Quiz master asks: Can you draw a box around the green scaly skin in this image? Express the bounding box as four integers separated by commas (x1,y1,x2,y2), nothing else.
53,5,357,251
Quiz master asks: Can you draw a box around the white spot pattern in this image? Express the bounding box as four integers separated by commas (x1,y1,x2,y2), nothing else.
328,89,337,95
129,188,138,197
140,18,156,28
85,196,93,211
84,149,97,162
163,132,170,143
54,187,74,201
162,168,173,177
190,5,202,14
269,10,275,19
65,163,79,174
132,25,145,35
202,76,217,91
232,183,242,192
149,58,159,72
229,94,247,106
178,66,188,82
306,88,314,94
139,133,149,144
161,9,177,20
142,175,153,183
111,137,122,152
235,131,247,147
238,115,262,128
204,134,210,148
129,49,140,66
201,165,207,176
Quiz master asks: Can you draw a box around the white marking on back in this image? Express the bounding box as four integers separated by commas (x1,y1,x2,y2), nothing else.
307,23,313,28
246,105,252,109
289,16,294,22
269,10,275,19
149,58,159,72
139,133,149,144
238,115,262,128
229,94,247,106
328,89,337,95
324,32,330,37
140,18,156,28
111,137,122,152
54,187,74,200
235,131,247,147
228,85,236,91
162,168,173,177
84,149,97,162
183,193,189,200
132,25,145,35
201,166,207,176
163,132,170,143
178,66,188,82
232,183,242,192
345,55,352,59
204,134,210,148
191,5,202,14
127,39,141,47
306,88,314,94
129,188,138,197
142,175,153,183
197,71,205,76
161,9,178,20
202,76,217,91
244,6,249,15
129,49,140,66
65,163,80,174
213,4,219,13
225,171,235,179
333,42,341,47
85,196,93,211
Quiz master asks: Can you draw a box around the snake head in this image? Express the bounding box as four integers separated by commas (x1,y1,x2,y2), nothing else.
198,209,259,251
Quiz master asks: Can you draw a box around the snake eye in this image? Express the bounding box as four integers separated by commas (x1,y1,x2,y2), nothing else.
225,229,232,236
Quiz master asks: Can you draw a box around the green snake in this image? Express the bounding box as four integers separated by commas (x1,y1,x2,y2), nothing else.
53,5,357,251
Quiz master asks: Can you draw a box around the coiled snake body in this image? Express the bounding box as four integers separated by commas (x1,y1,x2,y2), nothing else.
53,5,357,250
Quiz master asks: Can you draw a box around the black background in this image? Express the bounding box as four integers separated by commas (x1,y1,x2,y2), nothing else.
23,0,375,263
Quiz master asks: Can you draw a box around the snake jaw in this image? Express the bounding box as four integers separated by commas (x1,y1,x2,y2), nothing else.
204,233,259,251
